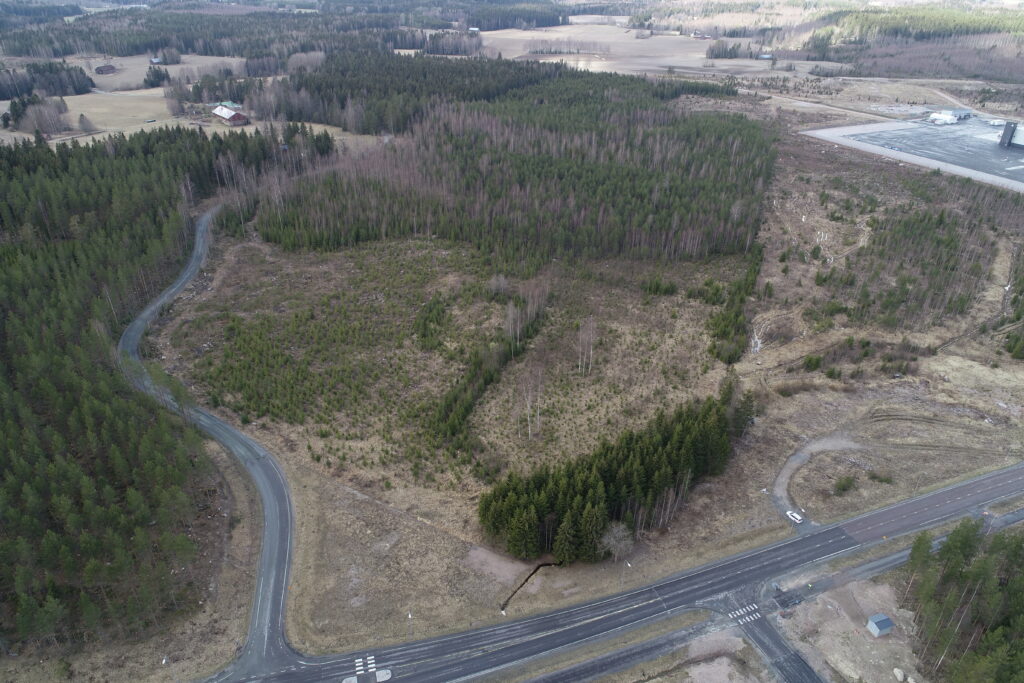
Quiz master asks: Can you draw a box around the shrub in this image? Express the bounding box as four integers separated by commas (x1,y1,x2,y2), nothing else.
834,475,857,495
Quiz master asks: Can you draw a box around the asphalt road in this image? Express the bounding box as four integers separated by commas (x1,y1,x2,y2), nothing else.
122,207,1024,683
116,207,299,680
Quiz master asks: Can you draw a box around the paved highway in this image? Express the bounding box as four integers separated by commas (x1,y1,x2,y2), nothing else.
224,463,1024,682
122,208,1024,683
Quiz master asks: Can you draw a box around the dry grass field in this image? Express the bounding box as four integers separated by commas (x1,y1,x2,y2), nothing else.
480,21,840,78
127,97,1024,659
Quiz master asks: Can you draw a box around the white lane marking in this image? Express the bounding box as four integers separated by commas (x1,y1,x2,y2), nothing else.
1006,165,1024,170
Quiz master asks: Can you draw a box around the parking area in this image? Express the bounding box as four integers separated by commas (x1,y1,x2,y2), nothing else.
804,118,1024,193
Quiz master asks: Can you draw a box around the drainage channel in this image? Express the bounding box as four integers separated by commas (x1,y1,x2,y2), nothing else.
501,562,557,611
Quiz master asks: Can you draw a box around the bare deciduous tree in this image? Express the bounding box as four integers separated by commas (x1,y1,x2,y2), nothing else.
488,274,509,298
599,521,634,561
578,315,596,375
522,365,544,440
19,102,67,134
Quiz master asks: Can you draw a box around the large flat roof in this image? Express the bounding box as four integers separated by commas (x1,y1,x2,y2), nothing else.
803,118,1024,194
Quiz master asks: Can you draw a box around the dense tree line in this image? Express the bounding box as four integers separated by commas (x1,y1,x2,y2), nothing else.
0,2,81,30
0,5,566,60
250,52,567,133
248,54,736,133
0,125,331,645
0,62,93,101
254,70,767,273
833,8,1024,42
465,4,566,31
904,522,1024,681
816,178,1023,329
479,381,753,561
0,9,405,58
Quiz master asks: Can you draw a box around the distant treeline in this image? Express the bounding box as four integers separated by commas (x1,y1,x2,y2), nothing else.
0,9,406,58
466,4,566,31
0,2,81,30
828,8,1024,41
250,70,764,272
0,3,569,59
0,62,94,100
479,382,753,561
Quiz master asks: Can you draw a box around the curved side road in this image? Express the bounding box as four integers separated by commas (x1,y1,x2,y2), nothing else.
117,207,297,680
118,206,1024,683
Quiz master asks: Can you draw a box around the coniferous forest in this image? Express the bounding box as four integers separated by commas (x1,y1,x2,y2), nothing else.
904,522,1024,681
0,127,332,644
479,382,754,562
253,69,771,271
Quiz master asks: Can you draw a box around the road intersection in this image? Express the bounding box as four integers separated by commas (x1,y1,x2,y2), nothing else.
122,207,1024,683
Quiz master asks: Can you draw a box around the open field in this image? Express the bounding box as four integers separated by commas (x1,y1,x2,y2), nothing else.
0,53,248,92
481,22,840,78
0,87,379,150
0,88,174,144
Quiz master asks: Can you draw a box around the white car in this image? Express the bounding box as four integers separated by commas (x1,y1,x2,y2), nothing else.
786,511,804,524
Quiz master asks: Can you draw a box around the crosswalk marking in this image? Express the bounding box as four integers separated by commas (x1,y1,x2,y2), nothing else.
728,602,759,619
355,655,378,675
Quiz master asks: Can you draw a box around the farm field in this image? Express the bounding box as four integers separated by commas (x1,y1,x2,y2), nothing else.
481,21,836,78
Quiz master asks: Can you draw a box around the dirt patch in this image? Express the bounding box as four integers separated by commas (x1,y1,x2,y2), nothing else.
600,628,767,683
0,441,258,682
778,579,926,683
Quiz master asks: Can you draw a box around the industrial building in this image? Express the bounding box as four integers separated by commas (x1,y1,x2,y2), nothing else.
1000,121,1023,149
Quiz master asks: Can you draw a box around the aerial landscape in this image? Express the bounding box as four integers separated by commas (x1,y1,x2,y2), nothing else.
2,0,1024,681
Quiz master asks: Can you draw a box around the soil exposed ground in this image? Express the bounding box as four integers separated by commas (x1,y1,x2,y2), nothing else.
598,628,769,683
779,580,925,683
